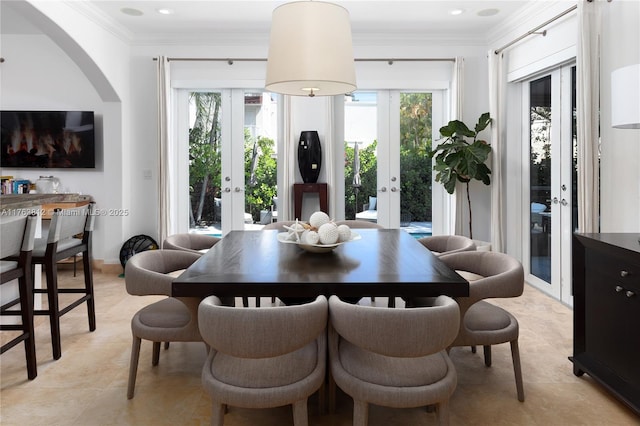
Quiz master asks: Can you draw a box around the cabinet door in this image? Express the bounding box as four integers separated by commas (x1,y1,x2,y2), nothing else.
585,251,640,384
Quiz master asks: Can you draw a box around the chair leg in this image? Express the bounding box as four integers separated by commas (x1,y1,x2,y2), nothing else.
18,273,37,379
242,297,249,307
328,370,337,414
164,342,170,350
353,400,368,426
510,339,525,402
483,345,492,367
82,249,96,332
44,261,62,360
292,399,309,426
317,380,326,414
436,400,450,426
211,401,225,426
152,341,161,366
127,336,142,399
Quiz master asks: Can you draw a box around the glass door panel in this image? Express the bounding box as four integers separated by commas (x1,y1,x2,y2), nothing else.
529,76,552,283
344,92,378,222
525,65,577,305
399,92,433,235
188,91,223,236
243,91,278,228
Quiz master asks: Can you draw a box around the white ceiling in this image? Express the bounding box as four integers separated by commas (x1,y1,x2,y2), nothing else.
1,0,535,41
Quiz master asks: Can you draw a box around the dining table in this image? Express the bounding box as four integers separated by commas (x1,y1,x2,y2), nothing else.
172,229,469,301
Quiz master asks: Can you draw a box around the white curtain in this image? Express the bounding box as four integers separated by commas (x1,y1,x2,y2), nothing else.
157,56,172,244
280,95,295,221
488,50,505,252
452,57,465,236
324,99,337,219
576,0,601,233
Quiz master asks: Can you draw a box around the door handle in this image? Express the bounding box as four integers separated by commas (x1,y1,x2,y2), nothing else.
378,187,387,192
234,187,242,193
552,197,559,204
224,187,231,193
391,187,400,192
561,199,568,206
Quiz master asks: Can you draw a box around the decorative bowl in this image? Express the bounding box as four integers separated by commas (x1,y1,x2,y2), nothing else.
277,231,361,253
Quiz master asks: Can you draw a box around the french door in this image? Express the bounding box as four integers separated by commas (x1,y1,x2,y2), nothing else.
177,89,278,236
344,90,445,231
523,65,577,304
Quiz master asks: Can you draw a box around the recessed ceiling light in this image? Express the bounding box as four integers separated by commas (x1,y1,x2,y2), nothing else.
477,8,500,17
120,7,143,17
449,9,465,16
157,8,174,15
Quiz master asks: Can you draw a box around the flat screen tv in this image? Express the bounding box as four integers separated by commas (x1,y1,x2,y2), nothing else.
1,110,96,168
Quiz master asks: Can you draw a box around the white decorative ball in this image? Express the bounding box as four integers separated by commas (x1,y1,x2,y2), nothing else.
309,211,331,229
337,224,352,242
302,230,320,245
318,222,339,244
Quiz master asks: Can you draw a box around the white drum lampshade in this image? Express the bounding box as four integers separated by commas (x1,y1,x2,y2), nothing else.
611,64,640,129
265,1,357,97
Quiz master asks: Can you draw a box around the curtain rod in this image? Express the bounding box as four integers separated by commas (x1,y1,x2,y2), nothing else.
153,57,455,64
494,4,578,55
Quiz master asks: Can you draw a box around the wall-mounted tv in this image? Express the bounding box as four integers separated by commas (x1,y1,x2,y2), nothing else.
1,110,96,168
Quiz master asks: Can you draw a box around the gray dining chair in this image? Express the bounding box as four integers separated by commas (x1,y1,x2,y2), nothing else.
333,220,384,229
198,294,328,426
328,295,460,425
417,235,476,256
124,249,206,399
414,250,525,402
162,233,220,254
262,220,299,231
1,214,38,379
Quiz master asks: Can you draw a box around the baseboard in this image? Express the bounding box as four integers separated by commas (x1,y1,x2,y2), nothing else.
55,258,123,275
94,260,123,275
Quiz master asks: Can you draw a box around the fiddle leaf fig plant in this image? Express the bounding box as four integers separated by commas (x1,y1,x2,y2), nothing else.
429,112,492,238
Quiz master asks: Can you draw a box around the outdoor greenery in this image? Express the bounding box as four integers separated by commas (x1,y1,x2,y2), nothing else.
244,135,277,221
190,91,435,227
429,112,492,238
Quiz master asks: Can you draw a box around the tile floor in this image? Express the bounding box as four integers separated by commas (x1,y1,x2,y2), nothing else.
1,268,638,425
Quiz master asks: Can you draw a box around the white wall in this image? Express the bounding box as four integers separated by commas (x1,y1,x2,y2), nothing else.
600,0,640,232
0,34,109,261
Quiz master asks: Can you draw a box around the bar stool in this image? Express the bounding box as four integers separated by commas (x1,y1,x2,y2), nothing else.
32,202,96,360
1,214,38,379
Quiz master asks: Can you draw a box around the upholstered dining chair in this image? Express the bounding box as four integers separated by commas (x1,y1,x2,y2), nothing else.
162,233,220,254
162,233,250,308
32,202,96,360
1,214,38,379
328,295,460,426
414,251,526,402
333,220,384,229
262,220,299,231
417,235,476,256
198,295,328,426
124,249,220,399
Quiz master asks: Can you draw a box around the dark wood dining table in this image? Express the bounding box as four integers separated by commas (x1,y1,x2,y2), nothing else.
172,229,469,300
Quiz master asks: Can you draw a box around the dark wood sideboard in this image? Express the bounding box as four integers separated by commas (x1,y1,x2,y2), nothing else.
572,233,640,415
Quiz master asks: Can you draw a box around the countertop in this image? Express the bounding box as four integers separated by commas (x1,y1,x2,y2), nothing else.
0,194,93,211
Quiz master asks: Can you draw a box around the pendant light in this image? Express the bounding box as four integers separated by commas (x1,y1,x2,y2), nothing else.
265,1,357,97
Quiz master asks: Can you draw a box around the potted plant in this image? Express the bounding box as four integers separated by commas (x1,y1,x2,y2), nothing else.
429,112,492,239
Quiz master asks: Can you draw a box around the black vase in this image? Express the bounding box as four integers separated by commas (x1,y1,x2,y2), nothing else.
298,131,322,183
